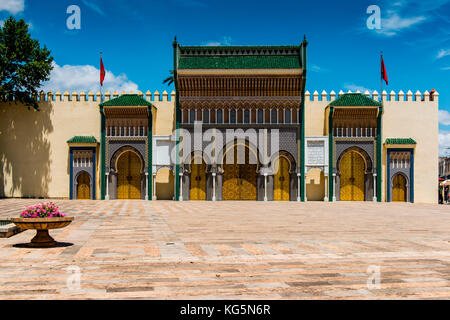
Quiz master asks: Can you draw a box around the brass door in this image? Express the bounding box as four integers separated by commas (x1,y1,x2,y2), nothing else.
190,160,206,200
77,172,90,200
117,151,142,199
392,174,407,202
222,145,257,200
274,157,290,201
340,151,365,201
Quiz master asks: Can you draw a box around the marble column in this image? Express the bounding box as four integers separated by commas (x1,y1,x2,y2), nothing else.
332,173,337,202
373,173,377,201
297,172,301,202
145,172,149,200
179,171,183,201
324,174,329,202
212,172,216,201
105,172,110,200
264,173,268,202
152,173,156,200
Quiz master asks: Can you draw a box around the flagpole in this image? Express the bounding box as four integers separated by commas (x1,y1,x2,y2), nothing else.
380,51,383,103
100,51,103,103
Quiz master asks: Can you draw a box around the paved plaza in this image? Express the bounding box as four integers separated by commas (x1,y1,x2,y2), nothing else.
0,199,449,299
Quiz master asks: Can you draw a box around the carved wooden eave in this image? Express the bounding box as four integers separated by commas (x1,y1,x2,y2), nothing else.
103,105,151,118
179,96,301,109
333,107,378,120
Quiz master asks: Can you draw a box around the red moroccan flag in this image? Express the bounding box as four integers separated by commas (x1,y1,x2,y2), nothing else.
381,54,388,85
100,57,106,86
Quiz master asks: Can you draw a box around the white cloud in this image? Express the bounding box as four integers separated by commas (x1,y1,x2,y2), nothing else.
439,110,450,126
343,83,374,93
437,49,450,59
0,0,24,14
41,62,138,94
310,64,329,73
203,36,232,46
376,12,426,36
439,130,450,156
82,0,105,16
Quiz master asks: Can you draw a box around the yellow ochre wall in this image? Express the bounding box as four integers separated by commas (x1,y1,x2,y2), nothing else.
0,90,175,199
382,91,439,203
0,89,439,203
303,90,439,204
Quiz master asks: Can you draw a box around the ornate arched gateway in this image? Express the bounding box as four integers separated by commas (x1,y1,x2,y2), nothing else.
116,150,142,199
175,40,307,201
392,173,407,202
339,150,366,201
76,171,91,200
189,154,207,200
336,146,374,201
222,143,258,200
99,94,154,200
272,152,296,201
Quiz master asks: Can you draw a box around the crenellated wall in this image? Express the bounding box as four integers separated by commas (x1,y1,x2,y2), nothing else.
0,90,176,198
0,89,438,202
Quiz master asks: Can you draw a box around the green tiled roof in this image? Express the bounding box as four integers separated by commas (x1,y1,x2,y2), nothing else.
181,45,300,51
385,138,417,145
178,55,300,69
99,94,152,107
329,93,382,107
67,136,98,143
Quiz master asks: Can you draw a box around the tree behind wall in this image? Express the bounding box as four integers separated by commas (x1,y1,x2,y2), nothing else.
0,17,53,110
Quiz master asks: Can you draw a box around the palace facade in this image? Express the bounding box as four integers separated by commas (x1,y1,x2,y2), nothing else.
0,38,439,203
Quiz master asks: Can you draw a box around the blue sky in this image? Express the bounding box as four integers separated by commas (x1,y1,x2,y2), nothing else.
1,0,449,153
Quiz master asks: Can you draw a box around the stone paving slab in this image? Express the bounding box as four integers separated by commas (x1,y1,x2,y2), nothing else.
0,199,449,299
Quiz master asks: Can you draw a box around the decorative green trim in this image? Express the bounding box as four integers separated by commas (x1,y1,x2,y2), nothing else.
300,37,307,201
181,45,301,51
67,136,98,144
328,107,334,201
377,106,383,202
100,106,106,200
174,38,180,201
99,94,153,107
329,93,382,107
178,55,301,69
385,138,416,145
147,107,152,200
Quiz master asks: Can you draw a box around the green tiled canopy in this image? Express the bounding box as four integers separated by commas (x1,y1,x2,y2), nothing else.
178,45,302,69
67,136,98,143
385,138,417,145
179,55,300,69
99,94,153,107
329,93,382,107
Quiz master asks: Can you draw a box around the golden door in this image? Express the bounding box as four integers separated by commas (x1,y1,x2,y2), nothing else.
274,157,290,201
392,174,407,202
340,151,365,201
222,145,257,200
190,161,206,200
77,172,90,200
117,151,141,199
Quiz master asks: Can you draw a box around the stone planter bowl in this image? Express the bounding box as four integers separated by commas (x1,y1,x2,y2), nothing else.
11,217,74,248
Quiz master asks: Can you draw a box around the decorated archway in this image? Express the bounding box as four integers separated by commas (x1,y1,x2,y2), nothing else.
339,150,366,201
116,150,143,199
392,173,407,202
76,171,91,200
189,153,207,200
222,142,258,200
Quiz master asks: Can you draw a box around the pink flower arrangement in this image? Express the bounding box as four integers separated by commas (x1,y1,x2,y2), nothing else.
20,202,66,218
